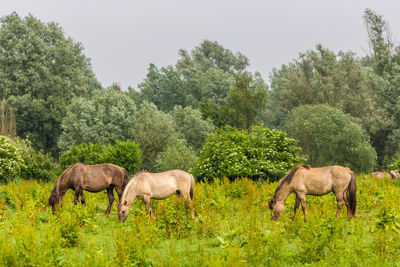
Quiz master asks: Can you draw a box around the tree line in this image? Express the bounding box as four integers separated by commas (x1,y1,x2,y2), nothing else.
1,9,400,180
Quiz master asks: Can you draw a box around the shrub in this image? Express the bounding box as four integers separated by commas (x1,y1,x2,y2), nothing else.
192,125,305,181
59,140,142,174
59,142,105,169
12,138,57,181
155,139,198,172
0,135,26,183
102,140,142,174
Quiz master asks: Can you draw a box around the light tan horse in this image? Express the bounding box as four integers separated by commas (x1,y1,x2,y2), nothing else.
268,165,356,221
49,163,129,214
371,170,400,179
117,169,195,222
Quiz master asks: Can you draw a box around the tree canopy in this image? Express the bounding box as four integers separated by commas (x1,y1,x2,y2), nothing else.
0,13,100,156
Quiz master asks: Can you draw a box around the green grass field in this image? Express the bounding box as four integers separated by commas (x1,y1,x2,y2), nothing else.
0,175,400,266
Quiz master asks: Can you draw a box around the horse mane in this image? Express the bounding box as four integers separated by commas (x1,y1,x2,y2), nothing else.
272,164,310,199
49,163,78,205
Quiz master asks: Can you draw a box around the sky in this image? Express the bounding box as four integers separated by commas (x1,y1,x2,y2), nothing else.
0,0,399,89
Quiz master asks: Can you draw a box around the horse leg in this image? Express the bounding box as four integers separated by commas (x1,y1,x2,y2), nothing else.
182,190,195,218
143,195,153,216
298,193,307,222
335,191,345,218
80,191,86,205
290,194,300,220
105,187,115,215
115,185,124,203
74,190,80,205
343,190,351,218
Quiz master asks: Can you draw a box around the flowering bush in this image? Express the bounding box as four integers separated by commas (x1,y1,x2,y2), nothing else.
0,135,26,183
192,125,305,182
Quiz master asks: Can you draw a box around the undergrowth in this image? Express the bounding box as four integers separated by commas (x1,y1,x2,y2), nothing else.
0,175,400,266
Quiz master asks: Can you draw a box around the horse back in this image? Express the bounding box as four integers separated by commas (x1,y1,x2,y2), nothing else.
294,166,352,195
69,163,126,192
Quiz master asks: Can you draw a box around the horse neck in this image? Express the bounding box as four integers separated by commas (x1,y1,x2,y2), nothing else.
122,179,138,207
274,183,292,205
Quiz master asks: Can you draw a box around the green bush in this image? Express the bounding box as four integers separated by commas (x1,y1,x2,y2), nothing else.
0,136,56,182
155,139,198,172
102,140,142,174
59,140,142,174
59,142,105,169
0,136,26,183
12,139,57,181
192,125,305,181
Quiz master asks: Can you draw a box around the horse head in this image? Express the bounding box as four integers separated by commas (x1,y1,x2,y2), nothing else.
390,170,400,179
117,200,130,222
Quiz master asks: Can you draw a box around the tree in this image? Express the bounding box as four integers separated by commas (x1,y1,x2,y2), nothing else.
58,89,136,153
0,13,100,155
0,99,16,138
139,40,250,111
170,105,214,151
362,9,400,168
223,73,268,129
268,45,384,130
363,8,394,75
285,105,376,172
155,139,198,172
132,101,179,171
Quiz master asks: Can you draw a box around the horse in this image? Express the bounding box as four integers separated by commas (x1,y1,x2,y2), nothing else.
371,170,400,179
117,169,194,222
49,163,129,214
268,165,356,221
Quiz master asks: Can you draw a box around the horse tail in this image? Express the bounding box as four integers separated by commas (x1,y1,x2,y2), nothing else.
190,174,194,200
348,171,357,218
122,168,129,191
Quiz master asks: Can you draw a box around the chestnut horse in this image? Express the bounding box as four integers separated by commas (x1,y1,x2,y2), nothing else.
117,170,194,222
49,163,129,214
268,165,356,221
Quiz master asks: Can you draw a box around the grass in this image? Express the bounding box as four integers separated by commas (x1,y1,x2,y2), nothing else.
1,175,400,266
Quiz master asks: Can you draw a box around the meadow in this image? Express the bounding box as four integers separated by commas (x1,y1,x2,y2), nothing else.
0,175,400,266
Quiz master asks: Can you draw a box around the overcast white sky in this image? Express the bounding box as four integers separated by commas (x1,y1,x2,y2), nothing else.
1,1,399,89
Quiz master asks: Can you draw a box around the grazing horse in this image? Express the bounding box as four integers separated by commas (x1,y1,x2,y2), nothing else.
371,170,400,179
268,165,356,221
49,163,129,214
117,169,194,222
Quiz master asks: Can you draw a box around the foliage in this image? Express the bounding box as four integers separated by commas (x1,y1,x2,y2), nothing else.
192,125,305,181
101,140,142,175
0,135,25,183
139,40,250,111
0,135,56,182
1,175,400,265
12,138,57,181
222,73,268,129
285,104,377,172
361,9,400,168
267,45,386,132
132,101,179,171
0,13,100,156
0,99,16,138
155,138,198,172
59,142,105,169
170,105,215,151
59,140,142,174
58,89,137,153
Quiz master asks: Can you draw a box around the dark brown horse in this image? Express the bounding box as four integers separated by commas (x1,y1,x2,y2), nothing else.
49,163,129,214
268,165,356,221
